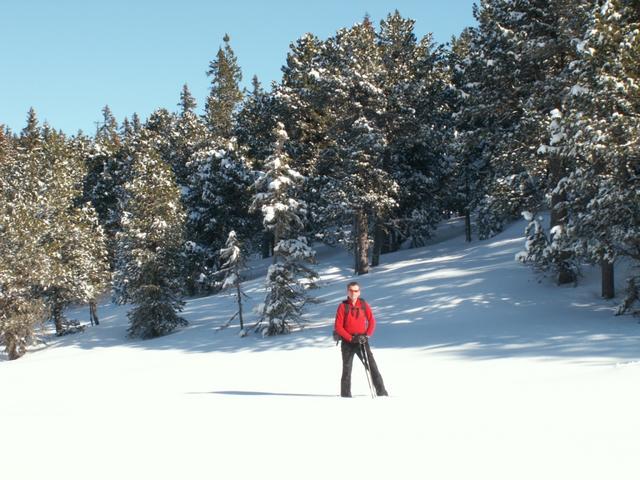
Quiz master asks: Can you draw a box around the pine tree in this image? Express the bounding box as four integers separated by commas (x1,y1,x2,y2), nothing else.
554,0,640,313
0,122,49,359
461,1,591,240
277,33,336,248
251,123,318,335
461,1,530,237
448,28,491,242
258,34,333,257
131,113,142,134
145,108,176,170
179,83,198,113
516,211,579,282
236,75,279,169
116,134,187,339
235,76,281,259
205,33,243,138
183,133,256,291
187,35,262,290
319,18,400,274
277,14,451,270
466,0,549,238
38,129,110,335
19,107,41,150
172,85,210,294
259,237,318,335
83,105,127,268
252,123,306,247
524,1,592,283
217,230,248,334
174,83,206,187
376,11,453,250
1,112,110,357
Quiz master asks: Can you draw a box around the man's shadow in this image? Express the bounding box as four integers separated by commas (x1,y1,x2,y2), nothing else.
188,390,363,398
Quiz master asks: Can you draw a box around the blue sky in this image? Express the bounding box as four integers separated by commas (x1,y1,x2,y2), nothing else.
1,0,477,136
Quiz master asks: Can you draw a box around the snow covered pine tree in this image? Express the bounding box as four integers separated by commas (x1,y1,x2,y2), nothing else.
116,133,187,339
251,122,318,335
217,230,248,335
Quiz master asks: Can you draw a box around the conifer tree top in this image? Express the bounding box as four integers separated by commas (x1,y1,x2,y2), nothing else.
179,84,198,115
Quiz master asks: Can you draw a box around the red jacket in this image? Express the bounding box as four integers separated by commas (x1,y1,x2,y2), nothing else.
334,298,376,342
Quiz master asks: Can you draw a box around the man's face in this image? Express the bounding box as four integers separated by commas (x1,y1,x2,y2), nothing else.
347,285,361,302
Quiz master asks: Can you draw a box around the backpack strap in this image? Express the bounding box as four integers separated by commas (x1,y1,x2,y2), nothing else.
360,299,369,331
345,299,369,326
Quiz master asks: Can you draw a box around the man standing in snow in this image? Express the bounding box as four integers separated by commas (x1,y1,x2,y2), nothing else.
334,281,388,397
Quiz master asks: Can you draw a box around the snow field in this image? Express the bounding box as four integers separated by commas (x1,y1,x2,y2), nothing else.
2,218,639,479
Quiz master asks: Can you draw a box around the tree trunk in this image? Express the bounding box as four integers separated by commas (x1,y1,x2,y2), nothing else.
381,229,391,255
236,281,244,330
53,298,63,336
601,261,615,299
371,217,384,267
390,229,402,252
261,231,273,259
6,334,19,360
549,166,566,231
353,214,359,273
354,210,369,275
273,224,283,264
89,300,99,326
465,209,472,243
549,155,575,285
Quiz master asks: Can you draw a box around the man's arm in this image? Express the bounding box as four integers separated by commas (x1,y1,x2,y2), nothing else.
365,302,376,337
334,304,353,342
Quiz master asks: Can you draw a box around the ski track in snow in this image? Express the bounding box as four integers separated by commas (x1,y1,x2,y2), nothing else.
2,218,639,479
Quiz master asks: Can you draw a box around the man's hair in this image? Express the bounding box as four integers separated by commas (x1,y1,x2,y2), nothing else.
347,281,360,289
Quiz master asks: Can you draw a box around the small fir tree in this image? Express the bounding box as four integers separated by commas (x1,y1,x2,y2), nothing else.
217,230,248,334
516,211,579,284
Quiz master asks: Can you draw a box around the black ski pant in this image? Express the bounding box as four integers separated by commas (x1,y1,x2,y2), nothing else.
340,340,388,397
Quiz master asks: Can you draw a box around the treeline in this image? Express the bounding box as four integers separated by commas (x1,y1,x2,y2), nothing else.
1,3,639,359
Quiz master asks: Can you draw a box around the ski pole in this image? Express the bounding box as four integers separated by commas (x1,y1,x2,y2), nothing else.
360,342,376,399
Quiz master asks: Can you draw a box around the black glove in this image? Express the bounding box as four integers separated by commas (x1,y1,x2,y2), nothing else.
351,334,368,345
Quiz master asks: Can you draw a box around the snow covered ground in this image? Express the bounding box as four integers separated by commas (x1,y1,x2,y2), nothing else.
2,218,639,479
